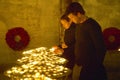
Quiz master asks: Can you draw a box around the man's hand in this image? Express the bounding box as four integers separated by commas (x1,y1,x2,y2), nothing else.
62,43,68,48
51,46,64,55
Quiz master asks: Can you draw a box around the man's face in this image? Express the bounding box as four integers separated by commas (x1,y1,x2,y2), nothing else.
68,13,79,24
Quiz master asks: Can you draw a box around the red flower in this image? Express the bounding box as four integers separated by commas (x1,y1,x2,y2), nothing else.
103,27,120,50
6,27,30,51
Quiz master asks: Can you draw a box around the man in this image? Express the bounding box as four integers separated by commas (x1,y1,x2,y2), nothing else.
65,2,107,80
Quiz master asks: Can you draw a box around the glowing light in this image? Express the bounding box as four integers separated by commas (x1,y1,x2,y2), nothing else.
5,47,71,80
118,47,120,51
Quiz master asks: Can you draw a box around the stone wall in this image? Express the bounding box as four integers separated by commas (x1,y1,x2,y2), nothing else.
0,0,60,64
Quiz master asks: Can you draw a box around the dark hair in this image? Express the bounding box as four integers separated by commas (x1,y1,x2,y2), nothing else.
60,14,70,22
65,2,85,15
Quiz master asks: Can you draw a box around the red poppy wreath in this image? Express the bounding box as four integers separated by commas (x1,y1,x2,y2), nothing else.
103,27,120,50
6,27,30,51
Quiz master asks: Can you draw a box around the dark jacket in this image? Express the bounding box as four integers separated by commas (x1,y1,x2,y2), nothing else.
75,18,106,66
62,23,76,69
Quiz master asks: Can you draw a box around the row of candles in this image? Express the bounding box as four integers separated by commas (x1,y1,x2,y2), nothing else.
5,47,71,80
